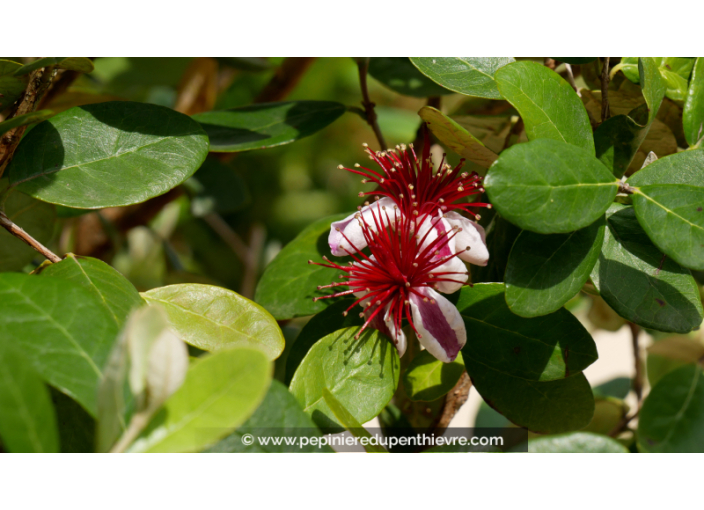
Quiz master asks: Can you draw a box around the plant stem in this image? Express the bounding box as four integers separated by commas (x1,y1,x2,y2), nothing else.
0,210,61,263
629,322,644,403
601,57,611,122
429,372,472,437
110,411,151,453
356,58,387,151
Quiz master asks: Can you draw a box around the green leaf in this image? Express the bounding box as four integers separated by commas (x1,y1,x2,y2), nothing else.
0,273,118,416
322,388,388,453
142,283,284,360
192,101,346,152
0,110,53,136
528,432,628,453
205,380,333,453
285,298,363,385
289,327,400,432
0,60,28,111
505,219,606,317
0,179,55,272
12,57,94,76
495,61,594,154
484,139,619,234
632,184,704,271
620,57,694,102
402,350,465,402
38,254,143,330
590,204,703,333
7,101,209,208
409,58,515,100
129,347,272,453
628,149,704,188
593,377,632,399
457,283,597,382
638,365,704,452
0,343,59,452
595,57,666,177
184,158,249,217
255,213,350,320
418,106,498,170
50,388,96,452
472,214,521,284
368,58,452,98
684,58,704,146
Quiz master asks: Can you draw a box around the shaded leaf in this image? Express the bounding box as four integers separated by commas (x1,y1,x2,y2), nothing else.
323,388,388,453
552,58,597,65
495,61,594,154
505,218,605,317
289,327,400,432
0,343,59,452
192,101,346,152
0,273,117,416
409,58,514,100
50,388,95,452
590,204,703,333
0,60,28,111
129,347,272,452
7,101,209,208
402,350,465,402
638,365,704,452
368,57,451,98
255,213,349,320
0,179,55,272
12,57,94,76
143,283,284,360
593,377,632,400
484,138,618,234
184,158,249,217
205,380,333,453
0,110,53,136
419,106,498,170
528,432,628,453
458,283,597,382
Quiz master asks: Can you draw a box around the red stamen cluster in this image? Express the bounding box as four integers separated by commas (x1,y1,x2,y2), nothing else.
309,206,469,342
340,128,491,219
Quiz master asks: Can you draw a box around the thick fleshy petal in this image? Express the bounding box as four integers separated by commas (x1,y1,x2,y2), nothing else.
416,214,468,294
444,211,489,266
409,287,466,363
328,198,396,256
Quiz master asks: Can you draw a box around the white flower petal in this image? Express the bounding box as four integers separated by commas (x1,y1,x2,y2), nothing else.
445,211,489,266
416,213,467,294
328,198,396,256
409,287,466,363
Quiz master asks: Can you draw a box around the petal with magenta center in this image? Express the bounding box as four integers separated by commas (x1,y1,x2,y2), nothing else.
409,287,466,363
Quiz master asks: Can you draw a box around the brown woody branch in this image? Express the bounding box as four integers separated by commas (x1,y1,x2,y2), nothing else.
601,57,611,122
0,211,61,263
356,58,387,151
428,372,472,437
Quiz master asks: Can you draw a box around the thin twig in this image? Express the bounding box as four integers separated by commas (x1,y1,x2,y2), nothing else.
202,212,249,262
564,63,580,96
0,211,61,263
601,57,611,122
629,322,643,402
255,57,316,103
356,58,387,150
240,223,266,300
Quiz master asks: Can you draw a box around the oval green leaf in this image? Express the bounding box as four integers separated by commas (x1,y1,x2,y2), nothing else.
402,350,465,402
495,61,595,154
206,380,333,453
0,110,53,136
0,179,55,272
0,273,119,416
419,106,498,170
142,283,284,360
322,388,388,453
7,101,209,208
0,59,28,111
192,100,346,152
289,327,400,432
638,365,704,452
632,184,704,271
505,219,606,317
0,343,59,452
485,138,619,234
368,57,452,98
285,298,363,385
255,213,350,320
409,58,515,100
129,347,272,453
684,57,704,147
590,204,703,333
457,283,597,382
621,57,694,102
628,149,704,188
528,432,628,453
39,254,143,330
